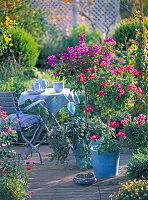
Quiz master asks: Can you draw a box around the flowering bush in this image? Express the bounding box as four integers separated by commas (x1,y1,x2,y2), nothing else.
0,107,33,199
0,16,16,56
47,34,141,123
109,179,148,200
121,113,147,150
127,12,148,115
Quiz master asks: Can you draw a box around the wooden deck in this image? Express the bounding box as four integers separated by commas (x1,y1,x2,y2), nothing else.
15,145,133,200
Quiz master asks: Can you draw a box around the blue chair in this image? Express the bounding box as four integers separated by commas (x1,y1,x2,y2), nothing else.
0,91,50,169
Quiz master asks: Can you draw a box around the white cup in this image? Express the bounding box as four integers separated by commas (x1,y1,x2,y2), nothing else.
53,82,64,93
31,82,40,91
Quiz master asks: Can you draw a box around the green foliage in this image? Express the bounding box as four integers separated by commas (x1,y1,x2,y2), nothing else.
113,18,148,49
48,117,99,164
11,27,39,68
0,77,25,99
124,122,148,150
0,0,48,46
0,52,26,82
126,150,148,180
109,179,148,199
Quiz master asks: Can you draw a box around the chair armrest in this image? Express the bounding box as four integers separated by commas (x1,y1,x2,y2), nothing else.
22,100,46,112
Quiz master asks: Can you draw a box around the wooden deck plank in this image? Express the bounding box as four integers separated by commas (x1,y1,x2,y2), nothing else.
12,145,132,200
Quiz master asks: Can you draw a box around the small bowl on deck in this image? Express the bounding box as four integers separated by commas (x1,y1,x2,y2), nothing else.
53,82,64,93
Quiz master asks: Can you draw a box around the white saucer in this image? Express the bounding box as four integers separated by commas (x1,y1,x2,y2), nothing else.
27,90,45,95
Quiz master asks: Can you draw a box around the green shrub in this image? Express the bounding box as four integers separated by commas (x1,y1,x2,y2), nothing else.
113,19,148,49
0,77,25,99
126,150,148,180
11,27,39,68
0,0,48,46
124,122,148,150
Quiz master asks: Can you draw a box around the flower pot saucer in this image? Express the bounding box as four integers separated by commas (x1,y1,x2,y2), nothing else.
73,172,97,185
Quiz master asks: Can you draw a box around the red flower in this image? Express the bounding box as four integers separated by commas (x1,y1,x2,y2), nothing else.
22,87,25,90
31,191,34,194
116,132,126,139
27,168,31,170
33,162,36,165
109,121,119,128
84,106,93,113
26,162,30,164
18,153,21,155
90,135,99,141
7,155,12,158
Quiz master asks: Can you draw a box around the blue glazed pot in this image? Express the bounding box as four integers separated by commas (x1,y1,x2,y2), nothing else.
73,140,89,168
90,147,120,177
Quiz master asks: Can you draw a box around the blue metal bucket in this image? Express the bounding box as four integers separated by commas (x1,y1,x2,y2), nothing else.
90,147,120,177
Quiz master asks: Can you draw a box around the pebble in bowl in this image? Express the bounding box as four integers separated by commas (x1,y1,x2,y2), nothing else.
73,172,97,185
53,82,64,93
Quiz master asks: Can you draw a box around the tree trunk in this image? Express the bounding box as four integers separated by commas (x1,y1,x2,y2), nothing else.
85,86,88,123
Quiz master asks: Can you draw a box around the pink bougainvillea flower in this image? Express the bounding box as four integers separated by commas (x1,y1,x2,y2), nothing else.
90,135,99,141
31,191,34,194
33,162,36,165
0,106,2,109
27,168,31,170
22,87,25,90
46,69,50,72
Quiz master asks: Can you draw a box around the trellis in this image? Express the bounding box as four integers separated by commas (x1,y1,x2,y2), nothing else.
31,0,120,36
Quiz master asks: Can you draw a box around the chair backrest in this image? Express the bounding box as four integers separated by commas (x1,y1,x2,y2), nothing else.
0,91,20,114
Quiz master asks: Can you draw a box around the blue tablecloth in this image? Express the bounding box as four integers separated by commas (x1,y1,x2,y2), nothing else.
19,88,80,115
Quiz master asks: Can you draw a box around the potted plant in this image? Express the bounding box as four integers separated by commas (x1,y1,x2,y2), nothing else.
90,128,126,178
48,116,100,167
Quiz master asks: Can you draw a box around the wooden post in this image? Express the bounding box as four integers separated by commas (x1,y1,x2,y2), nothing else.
139,0,143,24
72,0,78,27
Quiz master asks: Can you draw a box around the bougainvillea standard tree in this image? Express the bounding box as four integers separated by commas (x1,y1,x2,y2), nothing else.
47,34,141,125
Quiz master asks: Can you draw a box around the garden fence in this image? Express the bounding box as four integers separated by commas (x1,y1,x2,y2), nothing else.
31,0,120,37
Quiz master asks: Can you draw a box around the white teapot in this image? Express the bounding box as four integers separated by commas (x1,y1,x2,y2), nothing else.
34,78,49,90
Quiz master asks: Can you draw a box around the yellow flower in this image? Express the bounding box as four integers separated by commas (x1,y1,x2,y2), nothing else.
5,16,10,21
142,45,146,49
4,37,11,43
143,28,147,32
8,25,12,29
146,186,148,190
5,20,9,26
143,35,146,40
9,20,13,24
109,194,113,198
13,20,16,23
9,43,13,47
4,35,6,38
0,22,3,25
135,192,138,195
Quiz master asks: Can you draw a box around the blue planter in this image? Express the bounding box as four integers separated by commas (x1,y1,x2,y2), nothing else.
90,147,120,177
73,140,89,168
